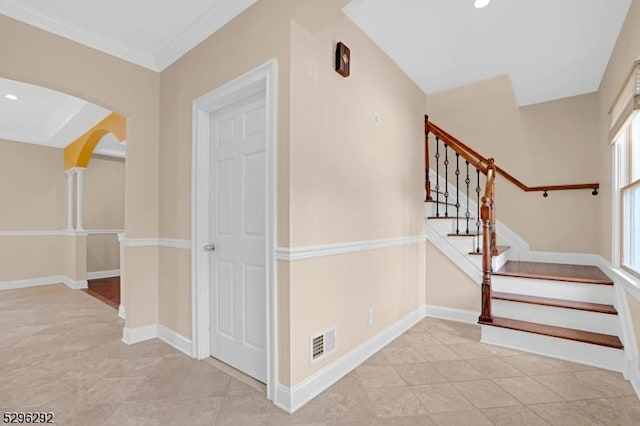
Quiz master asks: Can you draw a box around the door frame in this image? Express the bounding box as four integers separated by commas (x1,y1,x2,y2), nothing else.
191,59,278,400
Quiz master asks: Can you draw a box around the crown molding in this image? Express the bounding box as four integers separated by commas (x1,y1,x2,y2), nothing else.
155,0,258,70
0,0,258,72
0,0,158,71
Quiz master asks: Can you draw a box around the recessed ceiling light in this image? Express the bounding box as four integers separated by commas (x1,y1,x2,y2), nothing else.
474,0,491,8
5,94,18,100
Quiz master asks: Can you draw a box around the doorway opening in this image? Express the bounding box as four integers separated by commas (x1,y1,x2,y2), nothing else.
192,60,278,400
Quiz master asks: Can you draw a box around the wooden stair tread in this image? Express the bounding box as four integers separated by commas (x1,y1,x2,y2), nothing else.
480,317,623,349
494,261,613,285
425,199,457,206
469,246,510,256
447,232,481,237
492,292,618,315
427,216,476,220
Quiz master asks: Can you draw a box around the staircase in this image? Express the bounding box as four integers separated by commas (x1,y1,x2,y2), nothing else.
424,116,625,372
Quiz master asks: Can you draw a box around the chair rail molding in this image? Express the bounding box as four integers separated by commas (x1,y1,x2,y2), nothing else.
276,235,427,262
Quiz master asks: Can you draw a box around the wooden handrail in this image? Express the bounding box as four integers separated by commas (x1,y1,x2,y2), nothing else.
426,116,599,195
426,119,489,175
424,116,499,325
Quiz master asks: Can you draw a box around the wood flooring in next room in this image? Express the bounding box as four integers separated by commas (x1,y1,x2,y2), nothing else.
83,276,120,310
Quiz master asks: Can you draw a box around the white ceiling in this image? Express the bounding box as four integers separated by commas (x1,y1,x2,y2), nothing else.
344,0,632,105
0,0,258,71
0,0,631,106
0,77,124,158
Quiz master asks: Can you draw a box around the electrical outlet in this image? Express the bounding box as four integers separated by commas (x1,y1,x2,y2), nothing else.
368,308,374,325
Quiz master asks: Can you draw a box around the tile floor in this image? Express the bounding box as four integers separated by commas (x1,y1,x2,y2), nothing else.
1,284,639,425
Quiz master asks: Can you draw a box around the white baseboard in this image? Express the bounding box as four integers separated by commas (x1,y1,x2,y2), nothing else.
274,305,427,413
122,324,158,345
118,304,126,320
158,324,193,357
0,275,88,291
62,277,88,289
87,269,120,280
0,275,63,291
629,361,640,400
122,323,193,357
424,305,479,324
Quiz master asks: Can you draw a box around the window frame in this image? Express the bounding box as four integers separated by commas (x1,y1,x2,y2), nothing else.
618,115,640,278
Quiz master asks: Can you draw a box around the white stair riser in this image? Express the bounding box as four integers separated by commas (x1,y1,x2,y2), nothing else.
446,236,482,254
492,300,620,336
425,215,480,235
481,325,624,372
425,203,467,217
469,251,509,272
427,219,456,235
492,276,614,305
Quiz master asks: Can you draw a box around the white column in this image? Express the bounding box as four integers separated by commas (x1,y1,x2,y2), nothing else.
75,168,85,231
65,169,75,231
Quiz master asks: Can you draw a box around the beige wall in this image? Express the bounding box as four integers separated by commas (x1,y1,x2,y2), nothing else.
159,0,295,243
288,245,425,385
85,156,125,273
427,75,601,253
0,140,66,230
158,0,296,346
425,242,479,312
626,291,640,368
0,236,65,281
0,15,159,328
0,139,124,276
596,0,640,260
87,234,120,273
157,0,353,342
124,247,159,328
158,0,425,387
63,234,86,281
289,17,425,245
84,156,125,231
284,12,425,386
158,247,191,338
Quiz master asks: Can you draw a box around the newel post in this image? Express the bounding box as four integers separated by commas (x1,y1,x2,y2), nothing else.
487,159,498,256
478,196,493,324
425,115,432,201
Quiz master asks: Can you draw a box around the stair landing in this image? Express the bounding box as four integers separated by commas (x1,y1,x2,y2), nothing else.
493,261,613,285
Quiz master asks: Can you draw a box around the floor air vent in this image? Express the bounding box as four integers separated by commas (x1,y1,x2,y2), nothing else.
310,327,336,363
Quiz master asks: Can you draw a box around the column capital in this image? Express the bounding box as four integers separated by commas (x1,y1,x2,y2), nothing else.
65,166,86,176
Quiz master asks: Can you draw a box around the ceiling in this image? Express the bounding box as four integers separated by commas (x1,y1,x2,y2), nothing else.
0,0,631,107
344,0,632,105
0,0,258,71
0,77,125,158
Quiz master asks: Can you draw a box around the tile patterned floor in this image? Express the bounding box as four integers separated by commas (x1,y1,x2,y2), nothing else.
1,284,639,425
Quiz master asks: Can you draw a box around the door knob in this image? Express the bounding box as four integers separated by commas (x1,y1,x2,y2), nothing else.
204,243,215,252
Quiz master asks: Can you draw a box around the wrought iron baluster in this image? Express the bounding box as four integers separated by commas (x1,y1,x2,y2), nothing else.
444,144,449,217
455,153,460,234
435,137,440,217
476,169,481,253
465,161,470,234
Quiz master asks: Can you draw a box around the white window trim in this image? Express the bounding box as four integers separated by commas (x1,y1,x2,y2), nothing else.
612,115,640,288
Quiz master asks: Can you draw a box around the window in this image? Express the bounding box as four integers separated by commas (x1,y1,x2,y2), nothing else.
616,114,640,276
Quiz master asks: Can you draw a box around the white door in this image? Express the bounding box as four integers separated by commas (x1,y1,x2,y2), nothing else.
209,90,267,383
